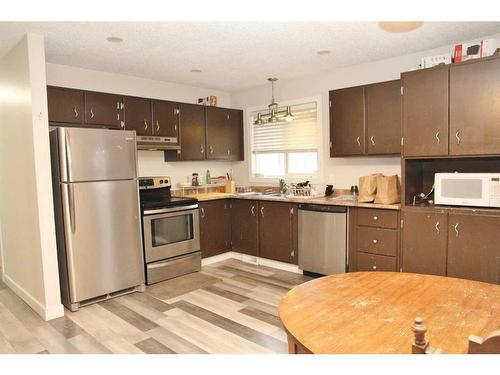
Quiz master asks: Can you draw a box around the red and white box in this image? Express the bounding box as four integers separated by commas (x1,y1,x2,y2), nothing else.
454,38,500,62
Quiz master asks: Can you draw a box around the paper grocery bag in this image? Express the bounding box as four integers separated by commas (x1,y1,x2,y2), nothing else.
374,175,401,205
358,173,382,203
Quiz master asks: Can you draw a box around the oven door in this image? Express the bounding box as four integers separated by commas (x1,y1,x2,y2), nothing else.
143,205,200,263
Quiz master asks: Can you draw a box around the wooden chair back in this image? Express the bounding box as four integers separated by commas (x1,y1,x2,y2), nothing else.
411,318,500,354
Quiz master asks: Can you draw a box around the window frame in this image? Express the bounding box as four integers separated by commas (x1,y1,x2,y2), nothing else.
246,96,323,184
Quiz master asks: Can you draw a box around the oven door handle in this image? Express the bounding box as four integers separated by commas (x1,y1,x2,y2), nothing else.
143,204,199,215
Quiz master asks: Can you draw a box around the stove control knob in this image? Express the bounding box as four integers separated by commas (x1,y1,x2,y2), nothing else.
160,180,164,184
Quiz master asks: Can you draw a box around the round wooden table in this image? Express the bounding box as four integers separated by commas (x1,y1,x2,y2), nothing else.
279,272,500,354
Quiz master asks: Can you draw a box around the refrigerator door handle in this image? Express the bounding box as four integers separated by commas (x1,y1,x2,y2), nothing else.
64,130,73,181
68,184,76,234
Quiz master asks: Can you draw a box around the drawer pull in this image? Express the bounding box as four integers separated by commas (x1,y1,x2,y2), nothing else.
372,239,378,244
372,265,377,270
373,216,378,221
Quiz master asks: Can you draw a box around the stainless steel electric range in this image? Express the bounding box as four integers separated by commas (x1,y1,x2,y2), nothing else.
139,176,201,285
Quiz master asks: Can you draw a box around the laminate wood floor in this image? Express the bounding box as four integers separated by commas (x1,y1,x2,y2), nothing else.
0,259,312,354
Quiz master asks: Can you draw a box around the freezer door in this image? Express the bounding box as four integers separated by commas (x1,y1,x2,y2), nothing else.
57,127,137,182
61,179,144,303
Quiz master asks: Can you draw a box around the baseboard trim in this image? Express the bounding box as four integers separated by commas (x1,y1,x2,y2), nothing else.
202,252,302,274
3,273,64,321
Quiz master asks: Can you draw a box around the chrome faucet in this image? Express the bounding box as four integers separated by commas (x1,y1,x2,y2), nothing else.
279,179,287,194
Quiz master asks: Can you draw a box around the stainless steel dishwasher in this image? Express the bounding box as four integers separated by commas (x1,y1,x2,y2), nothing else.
298,204,347,275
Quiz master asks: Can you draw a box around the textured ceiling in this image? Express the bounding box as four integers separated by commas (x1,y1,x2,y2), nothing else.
1,22,499,92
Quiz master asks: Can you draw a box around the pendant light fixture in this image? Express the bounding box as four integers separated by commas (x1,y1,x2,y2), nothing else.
254,78,295,125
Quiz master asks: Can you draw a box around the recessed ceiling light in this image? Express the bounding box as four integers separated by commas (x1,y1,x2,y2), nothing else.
190,69,202,73
378,21,423,33
106,36,123,43
317,50,331,56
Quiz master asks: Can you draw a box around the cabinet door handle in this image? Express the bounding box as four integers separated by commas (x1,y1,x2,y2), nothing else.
251,205,256,216
227,149,231,156
73,106,79,118
260,206,264,217
435,131,440,144
454,223,459,238
209,145,214,154
200,144,205,154
174,124,177,132
120,121,124,129
370,136,375,146
117,113,120,121
90,107,94,119
372,239,378,244
435,221,440,234
144,119,148,131
156,120,160,132
356,136,361,147
116,101,120,110
372,265,377,270
373,216,378,221
200,207,205,218
455,131,461,144
329,141,333,149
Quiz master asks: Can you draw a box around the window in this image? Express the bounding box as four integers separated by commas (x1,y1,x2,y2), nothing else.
250,101,319,180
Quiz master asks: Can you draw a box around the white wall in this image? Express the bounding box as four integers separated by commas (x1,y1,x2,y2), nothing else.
231,34,500,189
0,34,63,320
46,63,236,186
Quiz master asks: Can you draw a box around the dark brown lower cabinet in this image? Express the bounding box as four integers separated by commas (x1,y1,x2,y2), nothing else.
402,209,448,276
348,207,400,272
357,252,396,272
199,200,231,259
447,213,500,284
258,201,297,264
231,200,259,256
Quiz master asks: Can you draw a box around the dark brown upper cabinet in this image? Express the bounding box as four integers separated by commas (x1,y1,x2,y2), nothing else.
227,109,244,161
206,106,231,160
231,199,259,256
152,100,179,140
402,67,449,157
329,86,365,156
447,213,500,284
84,91,123,129
449,58,500,156
365,80,401,155
122,96,152,136
329,80,401,157
169,103,207,161
199,200,231,259
47,86,84,125
402,209,448,276
258,201,297,264
205,107,244,161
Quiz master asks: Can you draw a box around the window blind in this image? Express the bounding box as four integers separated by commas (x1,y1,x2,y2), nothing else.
251,102,317,153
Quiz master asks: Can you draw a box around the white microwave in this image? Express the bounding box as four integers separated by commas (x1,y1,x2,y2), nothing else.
434,173,500,208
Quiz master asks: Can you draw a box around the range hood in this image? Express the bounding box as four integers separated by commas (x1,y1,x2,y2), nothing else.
136,135,181,151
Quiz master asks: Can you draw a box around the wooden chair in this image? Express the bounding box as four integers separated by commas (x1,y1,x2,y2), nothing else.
411,317,500,354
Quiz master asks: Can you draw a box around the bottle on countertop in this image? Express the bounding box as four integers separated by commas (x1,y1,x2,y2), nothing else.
206,169,211,185
191,173,199,186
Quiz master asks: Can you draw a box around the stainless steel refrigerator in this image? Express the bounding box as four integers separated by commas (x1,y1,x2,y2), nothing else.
50,127,145,311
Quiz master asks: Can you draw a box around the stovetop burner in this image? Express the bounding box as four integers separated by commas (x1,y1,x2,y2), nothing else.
139,176,198,212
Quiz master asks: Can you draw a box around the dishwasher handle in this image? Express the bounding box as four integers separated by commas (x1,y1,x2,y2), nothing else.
298,204,347,213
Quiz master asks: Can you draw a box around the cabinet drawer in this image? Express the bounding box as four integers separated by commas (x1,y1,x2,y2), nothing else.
357,208,398,229
357,227,397,257
357,252,397,272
